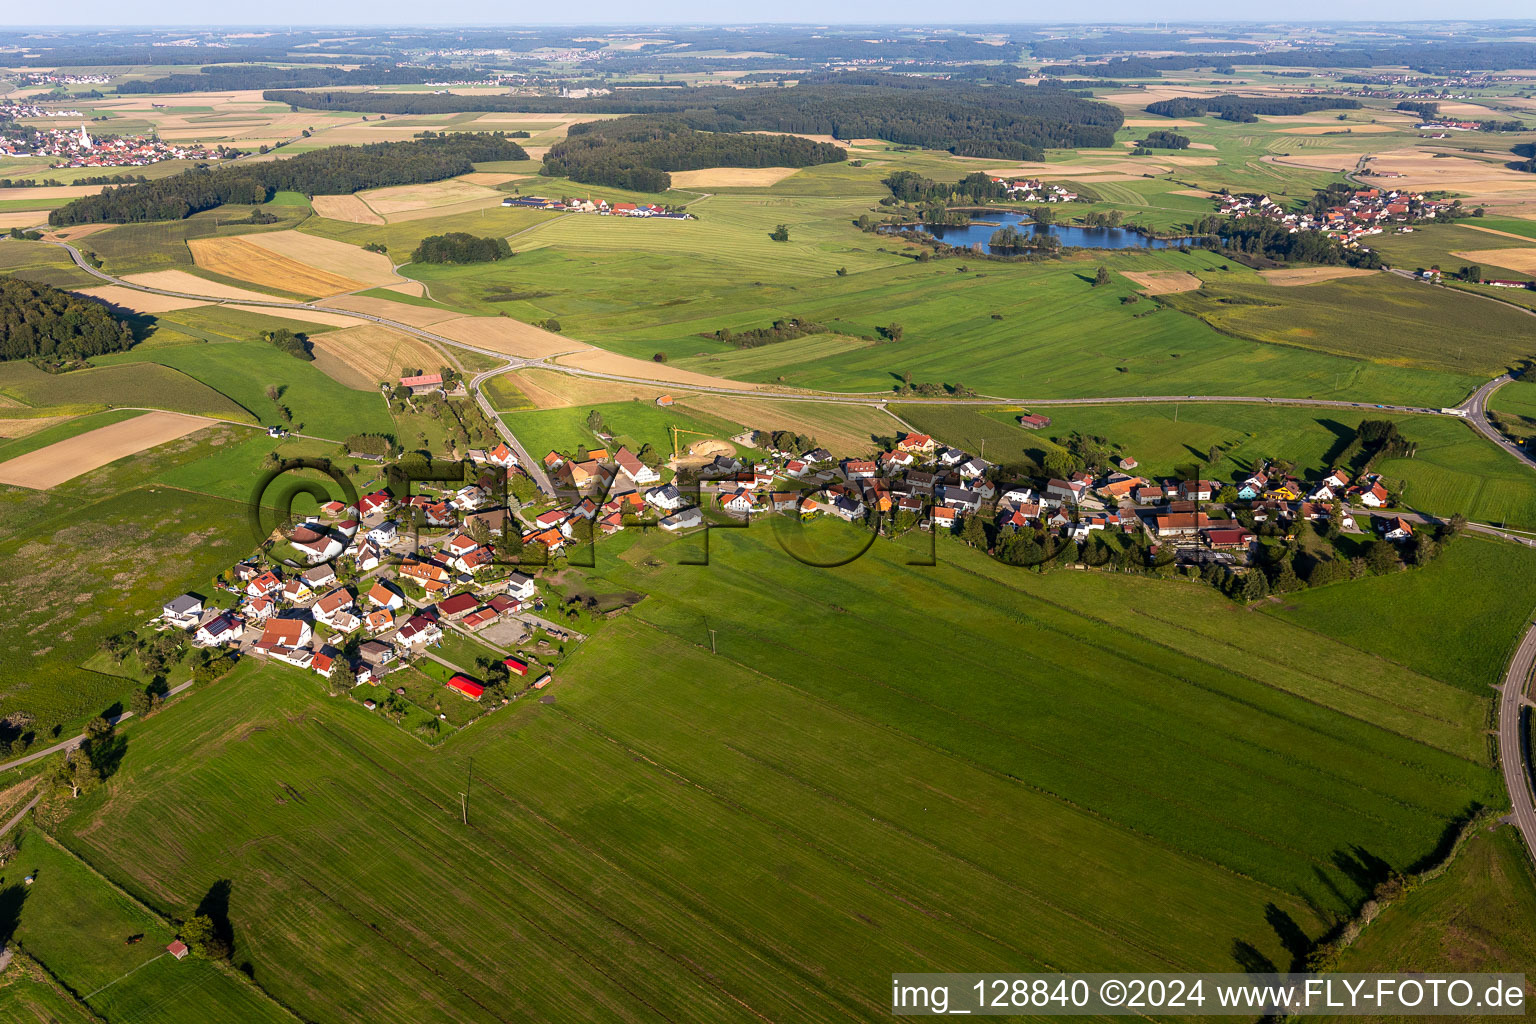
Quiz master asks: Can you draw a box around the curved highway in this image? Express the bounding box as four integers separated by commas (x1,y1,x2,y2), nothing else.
18,235,1536,860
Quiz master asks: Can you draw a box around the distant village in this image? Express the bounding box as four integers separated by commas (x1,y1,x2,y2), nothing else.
501,194,691,218
0,121,239,168
990,177,1083,203
1218,186,1449,250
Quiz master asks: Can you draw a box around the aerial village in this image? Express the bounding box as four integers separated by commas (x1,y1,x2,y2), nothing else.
0,120,238,167
152,370,1427,726
501,193,692,218
988,177,1083,203
1217,185,1451,246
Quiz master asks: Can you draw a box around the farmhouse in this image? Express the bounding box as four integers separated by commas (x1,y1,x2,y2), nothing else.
1017,413,1052,429
1203,527,1255,552
400,372,443,395
1383,517,1414,542
438,592,481,621
897,432,935,455
487,443,517,468
1153,512,1212,539
312,588,355,627
615,446,659,485
301,564,337,590
396,615,444,648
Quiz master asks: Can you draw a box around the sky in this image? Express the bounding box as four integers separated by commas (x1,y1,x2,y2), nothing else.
7,5,1536,25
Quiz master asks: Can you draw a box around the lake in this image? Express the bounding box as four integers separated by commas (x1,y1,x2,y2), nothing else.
901,211,1199,252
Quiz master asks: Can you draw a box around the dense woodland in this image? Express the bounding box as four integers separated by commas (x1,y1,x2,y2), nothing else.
269,75,1124,161
118,63,469,94
1136,130,1191,150
881,170,1010,205
544,117,846,192
0,275,135,362
411,232,513,264
1145,95,1362,121
49,133,527,225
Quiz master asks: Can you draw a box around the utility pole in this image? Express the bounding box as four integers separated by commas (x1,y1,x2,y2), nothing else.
459,757,473,825
708,628,717,655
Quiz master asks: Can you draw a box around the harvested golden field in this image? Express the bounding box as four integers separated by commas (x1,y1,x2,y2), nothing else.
555,349,763,391
385,281,427,297
0,413,76,441
120,270,285,303
0,411,214,490
326,294,462,328
310,323,446,390
187,236,368,298
1451,248,1536,274
382,197,508,222
240,230,400,287
358,179,505,217
457,172,531,186
1358,148,1536,198
431,316,585,359
0,211,49,230
674,395,892,456
1120,270,1203,295
41,223,114,243
310,194,385,225
0,184,105,201
1258,267,1383,286
222,304,363,327
668,166,803,188
505,368,668,409
75,286,208,314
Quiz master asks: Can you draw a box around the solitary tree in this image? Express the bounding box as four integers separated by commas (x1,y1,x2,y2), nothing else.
1094,266,1111,287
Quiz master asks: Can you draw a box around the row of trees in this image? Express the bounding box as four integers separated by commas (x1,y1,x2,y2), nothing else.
411,232,512,264
701,316,827,349
1136,130,1190,150
118,62,468,94
1146,94,1361,122
0,274,136,363
49,132,529,225
543,116,845,192
881,170,1009,205
269,74,1125,162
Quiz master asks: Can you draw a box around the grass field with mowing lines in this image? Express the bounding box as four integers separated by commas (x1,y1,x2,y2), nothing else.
415,245,1473,405
1265,536,1536,693
1160,272,1536,377
44,519,1505,1023
0,360,255,422
9,830,297,1024
501,399,744,461
96,342,393,440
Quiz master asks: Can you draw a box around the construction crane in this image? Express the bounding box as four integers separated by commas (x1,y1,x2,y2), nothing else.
670,425,713,459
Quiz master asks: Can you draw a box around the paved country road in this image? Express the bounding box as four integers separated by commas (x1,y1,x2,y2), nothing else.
1,679,195,775
15,236,1536,864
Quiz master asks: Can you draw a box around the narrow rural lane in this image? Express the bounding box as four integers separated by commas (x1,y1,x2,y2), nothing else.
1,678,194,774
0,796,40,838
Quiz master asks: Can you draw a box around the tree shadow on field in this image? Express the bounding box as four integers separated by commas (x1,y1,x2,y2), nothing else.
1331,846,1395,896
1316,419,1358,469
196,879,237,961
1230,939,1277,974
1264,902,1314,973
0,883,26,948
91,733,129,782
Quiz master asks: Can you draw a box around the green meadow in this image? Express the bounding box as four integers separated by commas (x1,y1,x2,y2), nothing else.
45,521,1507,1023
0,423,335,741
96,340,394,440
7,829,297,1024
0,359,256,422
500,399,744,461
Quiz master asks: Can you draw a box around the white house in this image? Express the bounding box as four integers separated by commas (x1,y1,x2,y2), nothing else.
616,447,659,486
194,612,243,647
505,572,537,602
162,594,203,629
659,508,704,531
367,520,399,546
645,483,684,511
